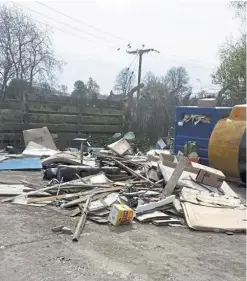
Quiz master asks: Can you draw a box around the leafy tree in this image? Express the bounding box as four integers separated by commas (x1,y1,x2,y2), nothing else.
86,77,100,99
230,1,246,31
212,36,246,105
212,2,246,105
114,67,136,96
71,80,87,98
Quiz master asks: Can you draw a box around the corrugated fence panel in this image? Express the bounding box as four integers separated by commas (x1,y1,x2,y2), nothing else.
0,94,124,149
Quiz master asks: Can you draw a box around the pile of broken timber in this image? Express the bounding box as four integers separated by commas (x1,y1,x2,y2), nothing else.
1,146,246,241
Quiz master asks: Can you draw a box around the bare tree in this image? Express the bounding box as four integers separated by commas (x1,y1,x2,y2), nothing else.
86,77,100,98
114,67,136,96
27,26,63,88
0,4,63,99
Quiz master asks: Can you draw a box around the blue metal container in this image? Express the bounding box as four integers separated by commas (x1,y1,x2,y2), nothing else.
174,106,232,165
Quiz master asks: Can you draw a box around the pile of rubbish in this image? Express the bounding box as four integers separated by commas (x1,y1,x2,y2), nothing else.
0,127,246,241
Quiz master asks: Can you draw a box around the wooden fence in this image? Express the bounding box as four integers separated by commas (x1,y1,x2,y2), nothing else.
0,93,124,149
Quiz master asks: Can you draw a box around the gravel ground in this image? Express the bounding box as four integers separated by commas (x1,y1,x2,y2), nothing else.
0,171,246,281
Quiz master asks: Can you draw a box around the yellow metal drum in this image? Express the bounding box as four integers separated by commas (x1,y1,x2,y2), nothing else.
208,104,246,180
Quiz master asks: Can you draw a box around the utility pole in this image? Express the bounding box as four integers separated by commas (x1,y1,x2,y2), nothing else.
127,48,159,99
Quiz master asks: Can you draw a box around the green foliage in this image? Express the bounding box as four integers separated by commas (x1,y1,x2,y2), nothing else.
212,2,246,106
212,35,246,105
230,1,246,30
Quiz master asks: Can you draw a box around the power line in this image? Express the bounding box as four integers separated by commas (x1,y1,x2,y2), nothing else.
33,2,220,70
10,2,218,70
127,55,138,71
35,1,127,43
12,2,121,48
9,4,116,50
149,52,217,70
127,48,160,98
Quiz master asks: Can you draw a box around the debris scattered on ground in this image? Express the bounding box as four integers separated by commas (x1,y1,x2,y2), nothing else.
61,226,73,235
52,225,64,232
0,131,245,241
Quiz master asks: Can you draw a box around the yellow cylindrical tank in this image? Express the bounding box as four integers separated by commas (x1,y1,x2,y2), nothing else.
208,104,246,181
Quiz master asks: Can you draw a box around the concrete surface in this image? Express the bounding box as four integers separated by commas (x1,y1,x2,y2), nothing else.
0,171,246,281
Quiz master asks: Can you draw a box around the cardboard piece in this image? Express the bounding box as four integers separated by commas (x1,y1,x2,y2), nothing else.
159,163,220,193
180,187,241,208
190,162,226,188
182,201,246,232
23,126,57,150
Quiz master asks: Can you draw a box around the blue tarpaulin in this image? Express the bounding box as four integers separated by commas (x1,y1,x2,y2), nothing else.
0,157,42,170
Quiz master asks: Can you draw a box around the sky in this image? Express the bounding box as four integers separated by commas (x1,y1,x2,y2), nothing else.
5,0,241,94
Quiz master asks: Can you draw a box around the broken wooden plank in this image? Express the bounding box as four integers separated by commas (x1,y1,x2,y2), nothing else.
111,157,154,185
61,192,109,208
72,195,93,242
70,192,119,217
28,186,123,204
